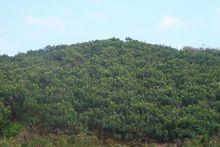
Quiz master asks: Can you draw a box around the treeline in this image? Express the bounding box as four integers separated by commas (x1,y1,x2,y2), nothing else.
0,38,220,143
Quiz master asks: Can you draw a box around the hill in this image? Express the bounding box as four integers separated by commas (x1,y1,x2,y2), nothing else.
0,38,220,146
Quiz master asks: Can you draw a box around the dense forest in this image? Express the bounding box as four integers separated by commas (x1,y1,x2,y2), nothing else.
0,38,220,146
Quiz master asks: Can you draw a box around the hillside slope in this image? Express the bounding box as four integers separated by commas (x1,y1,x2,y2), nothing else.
0,38,220,144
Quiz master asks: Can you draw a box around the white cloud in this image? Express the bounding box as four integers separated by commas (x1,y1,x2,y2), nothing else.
0,38,10,49
26,15,65,32
215,8,220,16
87,11,107,20
86,0,103,4
158,16,187,31
0,38,14,55
59,8,72,16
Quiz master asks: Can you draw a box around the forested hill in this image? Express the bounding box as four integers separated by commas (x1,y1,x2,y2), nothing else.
0,38,220,144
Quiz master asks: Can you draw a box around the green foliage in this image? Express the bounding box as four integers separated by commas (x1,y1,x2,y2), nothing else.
0,38,219,143
0,102,10,135
3,123,23,138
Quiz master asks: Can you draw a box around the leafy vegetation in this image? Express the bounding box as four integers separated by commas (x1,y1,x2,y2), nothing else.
0,38,219,145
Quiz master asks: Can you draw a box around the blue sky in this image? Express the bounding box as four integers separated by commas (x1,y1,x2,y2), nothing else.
0,0,220,55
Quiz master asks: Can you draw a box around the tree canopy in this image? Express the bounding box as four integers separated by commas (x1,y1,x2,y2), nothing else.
0,38,219,143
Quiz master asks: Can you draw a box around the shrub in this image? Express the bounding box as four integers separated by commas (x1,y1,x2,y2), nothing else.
3,123,23,138
0,102,10,136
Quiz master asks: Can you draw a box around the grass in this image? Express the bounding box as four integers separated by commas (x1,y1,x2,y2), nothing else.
0,130,220,147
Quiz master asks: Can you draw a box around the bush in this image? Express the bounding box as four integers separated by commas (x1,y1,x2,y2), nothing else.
0,102,10,136
3,123,23,138
29,102,80,134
